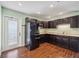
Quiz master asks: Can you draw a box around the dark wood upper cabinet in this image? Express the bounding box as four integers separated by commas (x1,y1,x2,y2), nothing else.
48,21,51,28
39,21,50,28
52,21,56,28
43,21,48,28
76,15,79,28
38,15,79,28
46,21,56,28
70,16,78,28
56,15,79,28
38,21,44,27
51,21,55,28
56,19,62,25
63,18,70,24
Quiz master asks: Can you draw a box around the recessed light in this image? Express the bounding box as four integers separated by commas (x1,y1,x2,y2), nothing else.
37,12,40,14
18,2,22,6
50,4,54,8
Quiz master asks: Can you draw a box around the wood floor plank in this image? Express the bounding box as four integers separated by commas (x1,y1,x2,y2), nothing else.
1,43,79,58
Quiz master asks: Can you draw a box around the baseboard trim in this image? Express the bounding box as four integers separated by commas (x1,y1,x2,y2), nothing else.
2,44,25,52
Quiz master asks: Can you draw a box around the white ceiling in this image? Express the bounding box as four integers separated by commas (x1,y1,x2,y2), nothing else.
0,1,79,20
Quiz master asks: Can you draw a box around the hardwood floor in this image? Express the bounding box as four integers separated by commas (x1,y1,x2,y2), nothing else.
1,43,79,58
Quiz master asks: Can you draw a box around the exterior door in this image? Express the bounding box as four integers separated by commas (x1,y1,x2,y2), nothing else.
3,16,19,51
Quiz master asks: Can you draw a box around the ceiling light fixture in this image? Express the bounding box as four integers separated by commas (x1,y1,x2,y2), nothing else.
18,2,22,6
50,4,54,8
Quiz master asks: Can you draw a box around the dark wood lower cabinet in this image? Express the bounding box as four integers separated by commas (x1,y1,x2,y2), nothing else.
69,37,79,52
43,35,79,52
55,36,69,49
55,36,63,45
47,35,56,43
61,36,69,49
28,34,79,51
38,34,50,44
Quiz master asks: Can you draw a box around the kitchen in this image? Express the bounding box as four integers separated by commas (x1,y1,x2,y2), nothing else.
23,15,79,57
0,1,79,58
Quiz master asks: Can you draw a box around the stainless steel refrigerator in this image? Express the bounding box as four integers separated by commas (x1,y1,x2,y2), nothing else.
25,18,39,50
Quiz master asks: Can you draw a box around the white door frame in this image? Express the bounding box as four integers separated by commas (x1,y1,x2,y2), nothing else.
3,16,19,51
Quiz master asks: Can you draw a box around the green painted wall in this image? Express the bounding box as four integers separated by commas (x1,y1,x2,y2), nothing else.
0,5,1,55
1,6,79,52
1,7,27,51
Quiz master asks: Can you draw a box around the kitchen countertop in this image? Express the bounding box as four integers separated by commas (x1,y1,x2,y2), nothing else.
39,28,79,37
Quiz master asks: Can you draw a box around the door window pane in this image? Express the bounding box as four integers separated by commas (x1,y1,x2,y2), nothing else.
8,18,18,46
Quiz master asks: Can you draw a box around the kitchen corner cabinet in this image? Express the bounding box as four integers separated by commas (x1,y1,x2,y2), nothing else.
39,21,43,27
48,35,56,44
49,21,56,28
39,21,48,28
42,21,48,28
39,21,56,28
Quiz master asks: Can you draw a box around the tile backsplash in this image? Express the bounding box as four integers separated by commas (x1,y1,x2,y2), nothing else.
39,27,79,36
